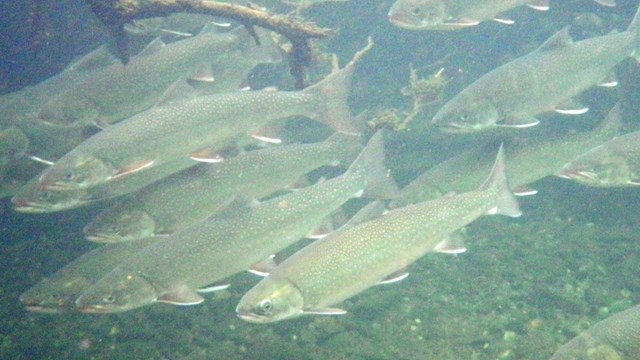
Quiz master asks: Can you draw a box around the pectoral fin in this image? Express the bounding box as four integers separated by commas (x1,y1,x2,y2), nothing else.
554,100,589,115
304,308,347,315
434,232,467,254
445,17,480,27
157,286,204,305
197,283,230,293
111,160,155,179
513,184,538,196
496,116,540,128
492,16,514,25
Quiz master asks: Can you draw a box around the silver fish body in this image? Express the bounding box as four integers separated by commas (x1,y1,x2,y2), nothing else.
83,133,361,243
236,145,520,323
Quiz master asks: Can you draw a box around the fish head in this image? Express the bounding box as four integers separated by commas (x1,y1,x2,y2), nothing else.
432,98,500,133
12,180,89,213
388,0,448,30
235,277,304,323
558,153,636,187
84,210,158,243
38,95,99,128
20,276,91,313
75,270,158,313
38,153,113,191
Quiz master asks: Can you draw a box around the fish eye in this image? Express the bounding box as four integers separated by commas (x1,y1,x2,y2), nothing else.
459,114,469,121
39,192,51,201
63,171,75,181
109,225,119,233
411,7,422,16
102,295,116,304
258,299,273,315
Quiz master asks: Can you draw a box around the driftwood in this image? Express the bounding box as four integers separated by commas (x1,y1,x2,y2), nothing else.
84,0,334,88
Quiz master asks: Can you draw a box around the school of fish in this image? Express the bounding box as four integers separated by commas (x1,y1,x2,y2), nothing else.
3,0,640,357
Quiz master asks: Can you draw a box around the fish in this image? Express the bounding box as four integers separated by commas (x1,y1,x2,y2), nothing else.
0,45,117,126
83,132,362,243
12,157,196,213
388,0,615,31
390,102,622,208
550,304,640,359
74,131,398,313
430,6,640,133
37,40,370,192
235,145,521,323
557,127,640,187
36,26,280,128
124,13,223,38
19,239,158,314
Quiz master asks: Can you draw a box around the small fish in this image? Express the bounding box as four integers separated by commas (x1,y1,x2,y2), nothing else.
19,239,157,313
12,157,196,213
236,145,520,323
431,6,640,133
36,26,280,128
74,131,398,313
550,304,640,359
83,133,362,243
390,102,622,208
557,128,640,187
37,40,370,192
388,0,615,31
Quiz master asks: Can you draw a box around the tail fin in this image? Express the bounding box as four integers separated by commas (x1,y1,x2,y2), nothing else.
303,38,374,135
344,130,400,199
592,0,615,7
627,4,640,60
480,144,521,218
593,101,623,140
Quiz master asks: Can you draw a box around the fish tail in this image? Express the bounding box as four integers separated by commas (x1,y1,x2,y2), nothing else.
594,102,623,139
345,130,400,199
627,4,640,60
303,38,374,135
480,144,522,218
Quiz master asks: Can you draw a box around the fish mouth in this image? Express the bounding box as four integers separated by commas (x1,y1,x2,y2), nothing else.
436,122,477,134
557,169,593,181
84,233,115,243
75,304,115,314
24,305,65,314
387,14,418,29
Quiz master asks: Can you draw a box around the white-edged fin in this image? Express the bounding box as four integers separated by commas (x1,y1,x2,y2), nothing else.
157,287,204,305
496,117,539,129
481,144,522,218
555,107,589,115
492,17,514,25
526,0,550,11
304,308,347,315
248,255,277,277
25,154,55,166
513,184,538,196
197,283,230,293
250,134,282,144
110,160,155,180
189,148,223,163
189,63,215,83
537,27,572,52
598,73,618,87
137,37,166,57
446,17,480,26
434,232,467,254
160,28,193,37
627,179,640,186
285,176,310,192
592,0,615,7
378,271,409,285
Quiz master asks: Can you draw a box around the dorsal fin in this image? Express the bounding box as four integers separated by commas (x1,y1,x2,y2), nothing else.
537,27,573,52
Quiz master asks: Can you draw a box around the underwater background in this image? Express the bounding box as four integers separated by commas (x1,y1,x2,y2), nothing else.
2,0,640,359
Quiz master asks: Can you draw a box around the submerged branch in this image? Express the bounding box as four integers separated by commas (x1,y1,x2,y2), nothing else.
84,0,334,86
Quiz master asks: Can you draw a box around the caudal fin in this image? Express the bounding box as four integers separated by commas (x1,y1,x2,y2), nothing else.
480,144,521,218
344,130,400,199
303,38,374,135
